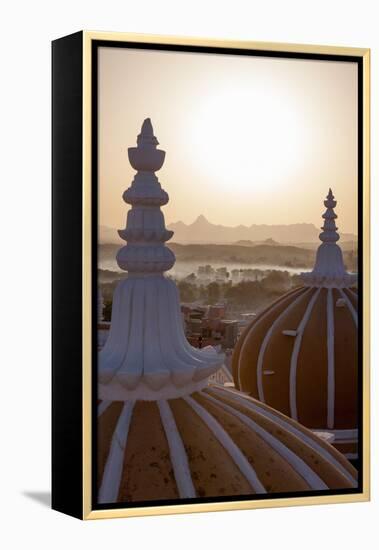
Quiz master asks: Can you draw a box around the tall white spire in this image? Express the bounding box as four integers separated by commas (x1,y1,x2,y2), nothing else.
99,119,223,400
301,189,357,288
116,118,175,275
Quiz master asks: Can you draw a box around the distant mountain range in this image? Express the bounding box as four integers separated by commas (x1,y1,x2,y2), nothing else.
100,215,356,245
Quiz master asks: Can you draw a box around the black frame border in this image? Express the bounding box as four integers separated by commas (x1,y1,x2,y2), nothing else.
52,31,84,519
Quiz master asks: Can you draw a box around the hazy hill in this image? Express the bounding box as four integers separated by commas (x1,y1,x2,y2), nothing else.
100,216,356,245
169,242,314,268
99,241,357,271
235,238,279,246
234,238,357,252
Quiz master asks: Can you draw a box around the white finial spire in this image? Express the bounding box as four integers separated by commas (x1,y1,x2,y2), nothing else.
301,189,357,288
99,120,223,400
116,118,174,274
319,188,340,243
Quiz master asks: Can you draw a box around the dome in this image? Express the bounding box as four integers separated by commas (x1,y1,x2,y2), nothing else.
232,190,358,459
97,385,357,504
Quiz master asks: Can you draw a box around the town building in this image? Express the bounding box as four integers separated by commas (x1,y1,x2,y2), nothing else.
181,303,239,350
97,289,110,350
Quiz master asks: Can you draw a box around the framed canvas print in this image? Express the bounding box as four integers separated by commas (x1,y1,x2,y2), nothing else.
52,31,370,520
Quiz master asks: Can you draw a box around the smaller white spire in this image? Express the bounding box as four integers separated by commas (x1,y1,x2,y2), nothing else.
301,189,357,288
319,189,340,244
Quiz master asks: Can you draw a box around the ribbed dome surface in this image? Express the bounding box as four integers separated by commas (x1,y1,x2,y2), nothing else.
97,385,357,504
232,285,358,446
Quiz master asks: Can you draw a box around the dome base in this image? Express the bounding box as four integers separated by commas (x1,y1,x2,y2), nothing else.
99,378,209,401
99,275,224,400
97,386,357,504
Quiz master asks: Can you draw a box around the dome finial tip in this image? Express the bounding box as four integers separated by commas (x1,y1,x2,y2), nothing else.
141,117,154,136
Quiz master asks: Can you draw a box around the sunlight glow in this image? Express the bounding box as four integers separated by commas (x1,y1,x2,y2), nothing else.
188,85,307,193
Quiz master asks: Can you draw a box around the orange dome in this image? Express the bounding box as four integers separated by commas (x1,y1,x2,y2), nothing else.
232,191,359,459
97,385,357,504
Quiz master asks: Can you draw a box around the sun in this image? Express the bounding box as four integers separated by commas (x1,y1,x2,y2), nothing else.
187,84,307,194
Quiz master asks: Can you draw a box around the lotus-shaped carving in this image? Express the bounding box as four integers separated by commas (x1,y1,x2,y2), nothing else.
128,147,166,172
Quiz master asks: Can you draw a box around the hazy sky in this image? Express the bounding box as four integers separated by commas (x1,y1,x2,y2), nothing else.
98,46,358,234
